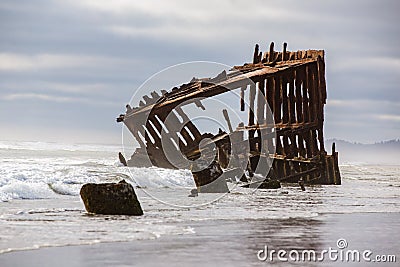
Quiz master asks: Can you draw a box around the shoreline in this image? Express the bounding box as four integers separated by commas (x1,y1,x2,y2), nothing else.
1,212,399,266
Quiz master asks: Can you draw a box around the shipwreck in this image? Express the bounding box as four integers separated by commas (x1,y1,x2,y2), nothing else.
117,42,341,189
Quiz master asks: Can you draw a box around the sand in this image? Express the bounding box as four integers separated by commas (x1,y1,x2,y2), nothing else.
1,212,399,267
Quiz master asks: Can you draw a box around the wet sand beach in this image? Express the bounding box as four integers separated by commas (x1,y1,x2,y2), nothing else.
1,212,399,267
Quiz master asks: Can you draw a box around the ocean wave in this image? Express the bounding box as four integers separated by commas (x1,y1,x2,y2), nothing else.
0,181,57,201
0,164,196,201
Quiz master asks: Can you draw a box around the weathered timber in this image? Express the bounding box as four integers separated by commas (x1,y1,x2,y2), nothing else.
117,41,341,186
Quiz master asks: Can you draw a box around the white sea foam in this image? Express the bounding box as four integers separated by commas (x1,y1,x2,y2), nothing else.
0,141,196,201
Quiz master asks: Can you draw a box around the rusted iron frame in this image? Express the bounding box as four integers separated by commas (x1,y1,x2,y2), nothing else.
122,46,334,182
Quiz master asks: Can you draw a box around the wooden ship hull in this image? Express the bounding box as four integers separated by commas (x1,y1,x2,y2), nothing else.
117,42,341,186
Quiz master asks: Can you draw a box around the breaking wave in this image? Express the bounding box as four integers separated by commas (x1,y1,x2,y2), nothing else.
0,141,196,201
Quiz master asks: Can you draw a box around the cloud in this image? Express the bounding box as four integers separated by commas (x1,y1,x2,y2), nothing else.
0,81,114,94
74,0,292,21
330,56,400,74
326,99,400,121
0,92,119,106
375,114,400,122
0,0,399,143
2,93,73,102
70,0,320,46
0,53,140,72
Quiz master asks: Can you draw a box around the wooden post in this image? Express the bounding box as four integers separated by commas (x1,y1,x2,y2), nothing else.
276,135,283,156
282,75,289,124
248,83,256,151
268,42,275,62
248,83,256,126
253,44,261,63
304,130,313,158
266,77,274,118
289,133,297,158
222,109,233,133
274,75,282,124
288,71,296,124
295,70,303,123
317,55,327,104
298,134,306,158
306,65,315,122
282,134,290,157
240,86,246,111
282,42,287,61
256,79,266,125
301,66,309,123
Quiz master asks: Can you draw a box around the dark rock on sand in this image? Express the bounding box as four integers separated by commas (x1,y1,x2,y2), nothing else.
191,160,229,193
240,179,281,189
80,180,143,216
188,188,198,197
258,179,281,189
118,152,127,166
298,177,306,191
239,173,248,183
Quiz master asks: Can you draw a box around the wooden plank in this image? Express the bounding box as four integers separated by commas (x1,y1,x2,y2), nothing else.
236,121,319,132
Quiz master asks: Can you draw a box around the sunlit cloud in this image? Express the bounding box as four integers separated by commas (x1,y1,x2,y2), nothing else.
375,114,400,122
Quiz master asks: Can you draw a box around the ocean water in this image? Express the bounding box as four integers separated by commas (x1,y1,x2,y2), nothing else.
0,141,399,261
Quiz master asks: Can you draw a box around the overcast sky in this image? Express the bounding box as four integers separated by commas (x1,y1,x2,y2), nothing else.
0,0,399,144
